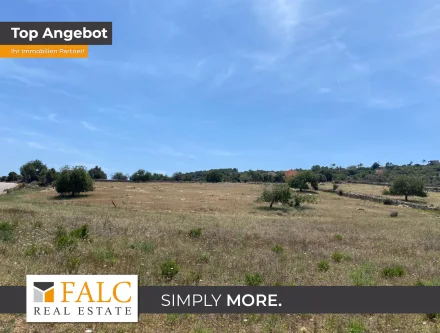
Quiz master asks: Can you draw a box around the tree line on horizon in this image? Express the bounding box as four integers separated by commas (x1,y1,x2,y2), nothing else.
2,159,440,187
0,159,433,200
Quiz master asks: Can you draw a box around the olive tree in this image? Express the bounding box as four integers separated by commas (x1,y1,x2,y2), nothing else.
55,166,94,197
389,175,427,201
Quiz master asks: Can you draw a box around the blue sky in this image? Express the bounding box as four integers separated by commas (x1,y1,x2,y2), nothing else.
1,0,440,176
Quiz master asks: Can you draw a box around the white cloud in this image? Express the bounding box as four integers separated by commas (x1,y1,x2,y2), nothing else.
81,121,100,132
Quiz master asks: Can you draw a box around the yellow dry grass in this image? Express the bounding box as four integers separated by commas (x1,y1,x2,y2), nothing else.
0,182,439,332
321,183,440,208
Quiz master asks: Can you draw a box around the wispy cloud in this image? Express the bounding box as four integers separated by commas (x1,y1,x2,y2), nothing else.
81,121,100,132
3,138,16,144
208,150,241,157
368,98,409,110
0,59,61,87
213,64,235,87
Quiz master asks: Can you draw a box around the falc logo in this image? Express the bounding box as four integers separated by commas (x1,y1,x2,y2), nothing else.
26,275,138,323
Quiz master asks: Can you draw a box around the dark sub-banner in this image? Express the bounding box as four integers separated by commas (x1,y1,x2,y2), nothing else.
1,286,440,314
0,22,112,45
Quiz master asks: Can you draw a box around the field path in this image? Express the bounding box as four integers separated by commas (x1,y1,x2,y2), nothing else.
0,182,17,194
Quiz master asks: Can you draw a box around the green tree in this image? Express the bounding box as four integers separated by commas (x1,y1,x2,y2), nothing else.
371,162,380,170
7,171,19,182
20,160,47,183
289,171,318,191
88,166,107,180
111,172,128,181
130,169,152,182
257,184,292,208
206,170,223,183
389,175,427,201
55,166,94,197
44,168,58,186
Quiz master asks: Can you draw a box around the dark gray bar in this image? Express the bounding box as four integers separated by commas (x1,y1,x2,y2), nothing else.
0,22,112,45
2,286,440,313
138,286,440,314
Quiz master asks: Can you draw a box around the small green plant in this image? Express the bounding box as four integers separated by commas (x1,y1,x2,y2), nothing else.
347,319,366,333
161,259,180,280
24,244,38,257
197,253,210,263
55,235,77,250
245,273,264,286
0,222,14,242
390,211,398,217
426,313,440,322
271,245,284,254
65,257,81,274
94,248,118,265
291,193,317,207
415,278,440,286
383,198,393,205
350,263,377,286
69,224,89,240
318,260,330,272
381,265,405,278
129,241,156,253
332,251,352,263
382,188,391,195
334,234,344,241
189,228,202,238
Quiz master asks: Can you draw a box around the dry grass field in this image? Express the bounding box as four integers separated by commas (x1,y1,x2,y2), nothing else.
0,182,439,332
320,183,440,208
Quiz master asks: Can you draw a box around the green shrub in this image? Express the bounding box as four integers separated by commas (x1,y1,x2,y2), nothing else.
292,193,317,207
189,228,202,238
161,259,180,280
318,260,330,272
129,241,156,253
245,273,264,286
381,265,405,278
383,198,393,205
65,257,81,274
271,245,284,254
24,244,38,257
334,234,344,241
69,224,89,240
197,253,210,264
347,320,366,333
338,189,344,196
257,184,292,208
390,211,398,217
332,251,351,263
382,188,391,195
55,235,77,250
0,222,14,242
350,263,377,286
333,184,339,191
94,248,118,266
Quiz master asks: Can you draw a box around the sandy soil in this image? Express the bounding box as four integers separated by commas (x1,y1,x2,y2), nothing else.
0,182,17,194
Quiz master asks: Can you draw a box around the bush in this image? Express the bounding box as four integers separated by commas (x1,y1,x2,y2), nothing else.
382,265,405,278
257,184,292,208
338,189,344,196
189,228,202,238
245,273,264,286
271,245,284,254
332,251,352,263
289,171,318,191
130,169,152,182
347,320,366,333
334,234,344,241
161,259,180,280
129,241,156,253
291,193,317,207
65,257,81,274
390,211,398,217
24,244,38,257
69,224,89,240
383,198,393,205
382,188,391,195
88,166,107,180
318,260,330,272
7,171,19,182
55,235,77,250
206,170,224,183
0,222,14,242
94,248,118,266
111,172,129,181
55,166,94,196
350,263,377,286
332,184,339,191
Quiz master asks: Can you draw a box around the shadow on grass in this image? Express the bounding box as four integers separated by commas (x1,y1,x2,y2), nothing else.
51,194,90,200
